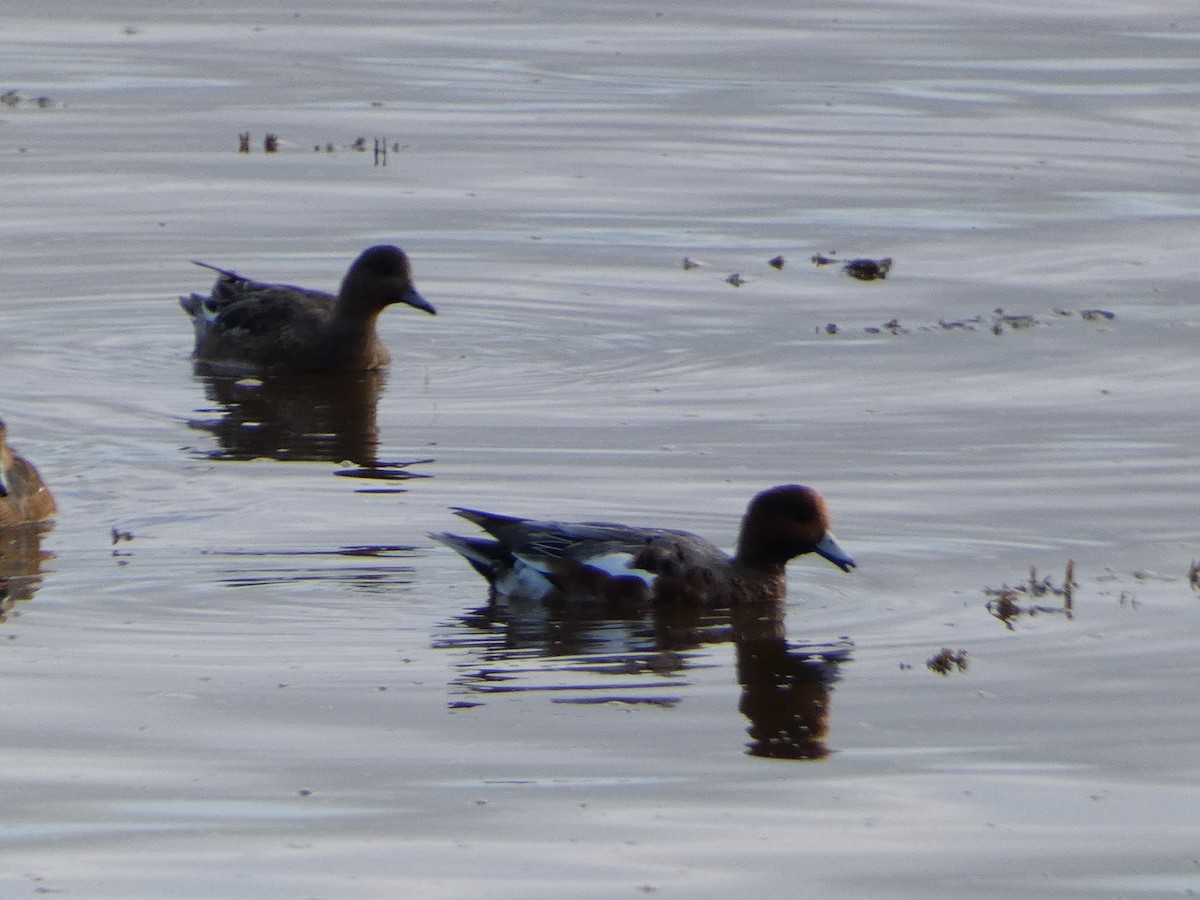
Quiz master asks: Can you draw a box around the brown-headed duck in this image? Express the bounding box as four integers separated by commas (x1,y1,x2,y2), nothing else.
432,484,854,607
180,245,435,374
0,419,57,526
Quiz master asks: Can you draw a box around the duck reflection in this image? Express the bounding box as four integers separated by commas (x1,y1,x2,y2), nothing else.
731,599,848,760
436,596,850,760
1,523,55,622
188,368,429,479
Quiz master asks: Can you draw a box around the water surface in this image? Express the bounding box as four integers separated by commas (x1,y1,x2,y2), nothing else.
3,1,1200,897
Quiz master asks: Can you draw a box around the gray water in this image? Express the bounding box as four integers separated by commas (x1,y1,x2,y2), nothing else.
3,2,1200,897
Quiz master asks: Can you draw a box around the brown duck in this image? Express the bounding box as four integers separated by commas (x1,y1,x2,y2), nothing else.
181,245,435,374
0,419,56,526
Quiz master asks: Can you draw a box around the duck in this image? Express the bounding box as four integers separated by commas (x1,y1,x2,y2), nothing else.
180,245,435,374
0,419,57,526
431,484,854,608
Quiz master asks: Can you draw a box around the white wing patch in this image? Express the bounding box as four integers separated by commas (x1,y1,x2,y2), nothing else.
577,552,655,585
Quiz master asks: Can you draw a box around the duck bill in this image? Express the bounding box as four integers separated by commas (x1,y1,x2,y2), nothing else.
401,285,436,315
815,533,855,572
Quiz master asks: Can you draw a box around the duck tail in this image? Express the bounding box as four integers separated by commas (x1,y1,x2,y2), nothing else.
191,260,245,281
429,532,505,583
450,507,525,528
179,293,203,317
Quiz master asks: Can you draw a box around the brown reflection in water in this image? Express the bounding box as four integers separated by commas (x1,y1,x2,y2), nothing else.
435,595,850,760
1,523,55,622
731,599,849,760
187,368,432,481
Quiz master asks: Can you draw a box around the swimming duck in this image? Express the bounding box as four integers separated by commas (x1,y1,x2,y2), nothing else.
432,484,854,607
180,245,435,374
0,419,57,526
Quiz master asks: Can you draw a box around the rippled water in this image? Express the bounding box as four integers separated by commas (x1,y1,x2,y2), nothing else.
3,1,1200,897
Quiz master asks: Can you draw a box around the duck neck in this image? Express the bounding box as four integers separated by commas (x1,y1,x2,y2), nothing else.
734,513,794,574
729,559,788,603
332,287,380,321
732,545,788,578
330,309,390,368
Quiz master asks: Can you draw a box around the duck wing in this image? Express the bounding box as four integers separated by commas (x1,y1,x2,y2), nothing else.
449,507,730,582
448,508,659,560
187,261,337,333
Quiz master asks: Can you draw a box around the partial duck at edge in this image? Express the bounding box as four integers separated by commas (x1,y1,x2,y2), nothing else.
0,419,56,526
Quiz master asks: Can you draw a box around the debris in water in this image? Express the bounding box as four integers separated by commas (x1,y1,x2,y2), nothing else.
864,319,906,335
2,90,56,108
842,257,892,281
927,648,969,675
985,561,1077,629
991,309,1037,334
810,252,892,280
